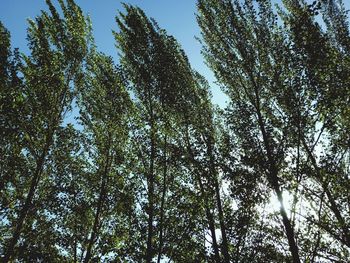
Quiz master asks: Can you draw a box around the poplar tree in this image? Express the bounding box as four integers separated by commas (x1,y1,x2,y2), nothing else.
197,0,350,261
281,0,350,253
79,51,132,262
1,0,91,261
0,21,24,257
115,5,199,261
197,0,301,261
1,0,349,261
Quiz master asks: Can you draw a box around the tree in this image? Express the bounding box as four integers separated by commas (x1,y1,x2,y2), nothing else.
0,21,24,257
1,0,349,261
1,0,91,261
281,0,350,252
78,50,132,262
114,5,223,261
197,0,302,261
197,0,350,261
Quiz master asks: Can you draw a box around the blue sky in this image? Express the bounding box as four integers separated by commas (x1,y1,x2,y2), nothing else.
0,0,227,107
1,1,349,109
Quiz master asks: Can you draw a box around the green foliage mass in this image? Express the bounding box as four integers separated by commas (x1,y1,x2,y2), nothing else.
1,0,349,262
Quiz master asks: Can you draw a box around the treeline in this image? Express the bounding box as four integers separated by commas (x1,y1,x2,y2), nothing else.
0,0,349,262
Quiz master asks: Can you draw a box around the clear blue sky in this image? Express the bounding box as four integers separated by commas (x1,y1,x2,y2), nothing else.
0,0,227,107
1,1,349,108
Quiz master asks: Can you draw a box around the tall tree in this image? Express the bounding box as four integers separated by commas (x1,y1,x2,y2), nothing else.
0,21,24,257
197,0,302,261
78,51,132,262
281,0,350,252
115,6,168,261
1,0,349,261
178,76,231,262
198,0,350,261
114,5,218,261
2,0,91,261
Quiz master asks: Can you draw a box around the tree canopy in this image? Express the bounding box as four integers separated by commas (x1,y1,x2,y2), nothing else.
1,0,349,262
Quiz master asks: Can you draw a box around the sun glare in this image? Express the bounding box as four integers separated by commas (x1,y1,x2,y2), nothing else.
268,191,293,213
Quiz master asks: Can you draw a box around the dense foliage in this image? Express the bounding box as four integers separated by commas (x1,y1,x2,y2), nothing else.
1,0,349,262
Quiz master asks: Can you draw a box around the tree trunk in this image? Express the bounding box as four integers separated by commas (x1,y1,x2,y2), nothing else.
3,132,52,263
146,120,156,263
74,237,77,263
207,137,230,263
200,180,221,263
213,177,229,263
84,148,111,263
3,81,69,262
253,82,301,263
186,139,221,262
157,135,168,263
302,139,350,247
274,184,301,263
